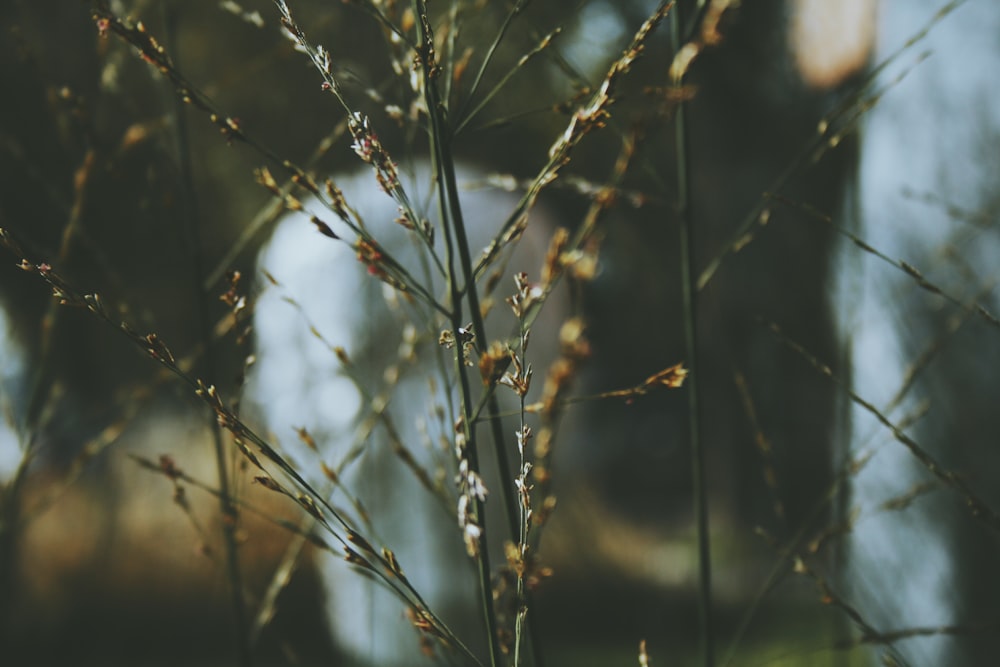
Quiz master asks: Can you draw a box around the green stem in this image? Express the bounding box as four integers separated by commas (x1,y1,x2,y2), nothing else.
671,2,713,666
454,0,530,126
412,3,503,666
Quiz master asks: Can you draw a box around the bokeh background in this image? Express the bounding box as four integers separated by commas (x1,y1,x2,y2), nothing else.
3,1,996,666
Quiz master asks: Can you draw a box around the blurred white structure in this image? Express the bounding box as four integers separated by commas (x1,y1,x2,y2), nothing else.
247,160,566,665
0,307,25,482
836,1,1000,663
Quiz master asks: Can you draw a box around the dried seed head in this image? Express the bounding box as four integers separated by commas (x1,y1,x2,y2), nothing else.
559,317,590,360
346,528,377,555
507,271,543,319
295,426,318,451
159,454,182,480
310,216,338,239
515,425,533,455
255,166,281,195
463,522,482,558
254,475,282,492
320,462,338,483
344,546,375,571
382,548,405,579
479,341,512,386
542,228,570,286
348,112,400,193
298,494,324,520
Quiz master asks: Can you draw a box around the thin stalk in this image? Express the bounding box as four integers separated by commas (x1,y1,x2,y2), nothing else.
163,6,252,666
671,2,713,667
513,312,530,667
695,0,966,293
453,27,559,136
828,155,862,667
415,5,551,663
454,0,530,126
1,222,485,665
435,142,505,667
412,4,503,666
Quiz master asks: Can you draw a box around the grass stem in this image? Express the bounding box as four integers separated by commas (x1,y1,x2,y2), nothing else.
412,3,504,665
671,3,714,666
